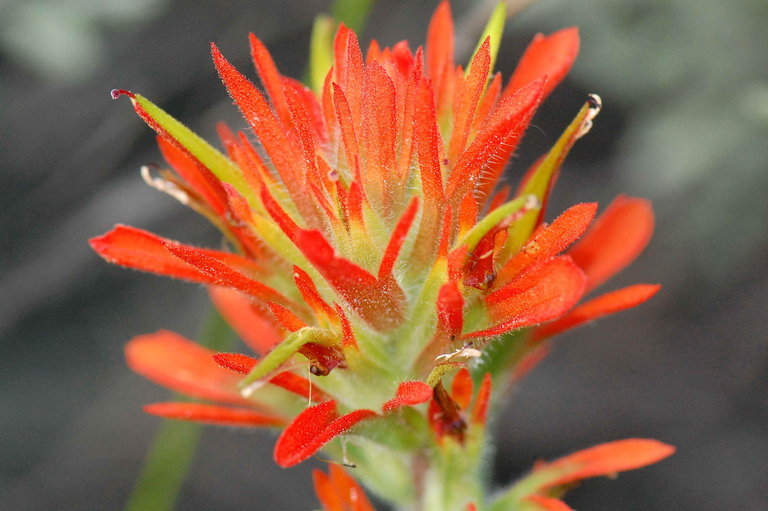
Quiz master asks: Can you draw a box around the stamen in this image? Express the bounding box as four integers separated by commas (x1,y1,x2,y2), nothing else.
435,345,482,364
140,165,189,205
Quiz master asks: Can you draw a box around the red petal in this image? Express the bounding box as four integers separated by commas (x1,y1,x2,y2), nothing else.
292,229,405,331
447,79,544,206
458,191,479,239
450,368,473,410
382,381,433,412
268,302,307,332
503,28,579,101
486,185,511,214
361,62,397,210
525,496,574,511
414,78,445,206
209,286,281,355
333,84,362,180
164,240,291,305
213,352,328,401
293,266,338,324
213,352,257,374
471,373,492,424
426,1,454,113
346,180,365,227
333,26,364,127
437,281,464,337
411,78,445,265
448,37,491,164
90,225,259,283
249,33,292,129
472,72,502,134
568,196,655,293
274,401,377,467
313,469,343,511
269,371,329,402
211,43,316,223
334,304,358,349
144,402,284,427
539,439,675,489
378,197,419,279
314,465,376,511
496,202,597,285
534,283,661,340
157,135,228,215
125,330,247,405
468,257,586,338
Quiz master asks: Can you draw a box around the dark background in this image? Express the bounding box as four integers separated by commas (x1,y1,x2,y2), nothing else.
2,0,767,509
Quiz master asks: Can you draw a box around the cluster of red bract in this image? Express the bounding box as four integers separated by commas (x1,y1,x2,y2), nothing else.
92,2,673,509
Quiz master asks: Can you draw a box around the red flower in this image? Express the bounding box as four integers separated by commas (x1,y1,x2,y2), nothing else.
93,2,670,507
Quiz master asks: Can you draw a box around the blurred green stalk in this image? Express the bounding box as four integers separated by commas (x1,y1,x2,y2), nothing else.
331,0,376,33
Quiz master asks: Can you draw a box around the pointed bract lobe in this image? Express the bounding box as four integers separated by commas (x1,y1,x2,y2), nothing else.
382,381,433,412
274,400,377,467
450,368,474,410
537,438,675,489
496,202,597,286
447,79,544,207
164,240,292,307
209,286,282,355
378,197,419,279
90,225,260,284
313,464,376,511
144,402,285,427
568,196,654,293
426,0,454,112
504,27,580,101
125,330,248,405
448,38,491,165
467,256,586,338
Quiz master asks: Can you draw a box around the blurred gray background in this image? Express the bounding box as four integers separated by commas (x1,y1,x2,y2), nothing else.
1,0,766,509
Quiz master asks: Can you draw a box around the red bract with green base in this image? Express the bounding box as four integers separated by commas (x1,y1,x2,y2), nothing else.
92,2,673,509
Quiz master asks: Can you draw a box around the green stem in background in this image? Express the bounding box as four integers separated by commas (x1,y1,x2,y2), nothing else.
124,308,235,511
308,0,377,91
331,0,376,33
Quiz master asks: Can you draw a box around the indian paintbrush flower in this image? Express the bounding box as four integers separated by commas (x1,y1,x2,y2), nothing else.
92,2,673,509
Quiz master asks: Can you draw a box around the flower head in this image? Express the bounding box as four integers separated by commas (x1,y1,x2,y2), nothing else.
93,2,670,509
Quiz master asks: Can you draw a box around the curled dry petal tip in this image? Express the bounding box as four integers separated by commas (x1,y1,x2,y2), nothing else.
110,88,134,100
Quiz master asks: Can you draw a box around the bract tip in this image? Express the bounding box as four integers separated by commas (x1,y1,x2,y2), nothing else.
110,89,134,100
